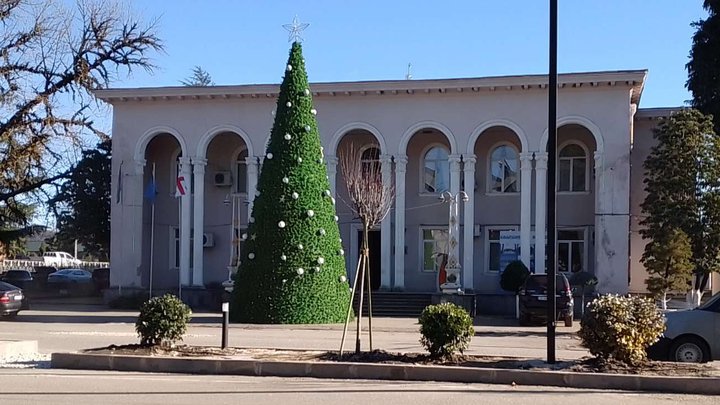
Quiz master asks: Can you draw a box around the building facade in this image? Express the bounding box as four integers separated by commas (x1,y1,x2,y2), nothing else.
98,69,718,298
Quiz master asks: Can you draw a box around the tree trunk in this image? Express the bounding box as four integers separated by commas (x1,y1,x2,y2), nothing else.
363,222,373,351
661,291,668,310
688,272,709,308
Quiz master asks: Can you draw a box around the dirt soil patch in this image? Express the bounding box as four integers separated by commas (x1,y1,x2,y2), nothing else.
83,345,719,377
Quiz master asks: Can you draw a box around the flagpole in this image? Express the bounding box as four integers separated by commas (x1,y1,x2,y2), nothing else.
149,162,156,299
178,194,182,300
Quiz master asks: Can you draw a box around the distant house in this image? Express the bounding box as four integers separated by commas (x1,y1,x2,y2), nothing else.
96,69,719,297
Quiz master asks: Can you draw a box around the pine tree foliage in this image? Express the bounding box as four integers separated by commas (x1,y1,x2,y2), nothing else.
643,228,693,301
640,109,720,292
180,66,214,86
687,1,720,132
230,42,351,324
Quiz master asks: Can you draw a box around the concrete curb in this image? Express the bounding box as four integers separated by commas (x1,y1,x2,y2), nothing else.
51,352,719,395
0,340,38,358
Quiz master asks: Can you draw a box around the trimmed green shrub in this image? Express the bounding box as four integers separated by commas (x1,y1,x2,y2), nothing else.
418,303,474,359
230,41,350,324
135,294,192,346
578,294,665,365
500,260,530,293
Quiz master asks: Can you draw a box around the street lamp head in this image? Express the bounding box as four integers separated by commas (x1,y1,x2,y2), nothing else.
459,191,470,202
439,190,452,202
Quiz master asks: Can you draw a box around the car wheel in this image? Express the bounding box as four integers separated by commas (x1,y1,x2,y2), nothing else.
670,336,710,363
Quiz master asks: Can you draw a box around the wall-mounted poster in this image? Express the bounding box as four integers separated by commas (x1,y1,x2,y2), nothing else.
498,231,536,273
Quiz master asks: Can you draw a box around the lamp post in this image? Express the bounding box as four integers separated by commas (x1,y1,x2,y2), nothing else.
439,190,469,294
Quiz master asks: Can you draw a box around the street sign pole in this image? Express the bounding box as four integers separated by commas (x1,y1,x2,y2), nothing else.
547,0,558,365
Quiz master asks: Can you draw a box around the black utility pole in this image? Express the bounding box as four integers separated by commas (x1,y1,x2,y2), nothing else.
546,0,558,365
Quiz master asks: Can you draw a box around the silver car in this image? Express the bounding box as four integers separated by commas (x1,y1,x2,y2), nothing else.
648,292,720,363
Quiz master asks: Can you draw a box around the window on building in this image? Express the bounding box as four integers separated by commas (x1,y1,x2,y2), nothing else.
170,227,194,269
423,146,449,193
360,146,381,177
558,144,587,192
487,227,519,273
421,228,448,272
235,148,248,194
489,145,519,193
557,229,585,273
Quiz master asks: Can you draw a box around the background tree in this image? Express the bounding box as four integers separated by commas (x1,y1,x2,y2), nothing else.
49,140,111,261
0,0,161,243
230,42,351,324
642,228,694,310
687,1,720,132
338,142,394,353
640,109,720,307
180,66,214,86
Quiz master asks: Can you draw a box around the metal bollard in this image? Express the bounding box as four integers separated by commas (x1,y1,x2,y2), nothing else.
221,302,229,349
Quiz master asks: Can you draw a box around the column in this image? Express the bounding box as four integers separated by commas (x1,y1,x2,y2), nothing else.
380,154,393,290
192,158,207,287
327,155,338,197
534,152,548,274
462,155,476,292
179,157,192,286
245,156,258,220
449,154,462,198
130,159,146,287
393,154,408,290
520,153,533,267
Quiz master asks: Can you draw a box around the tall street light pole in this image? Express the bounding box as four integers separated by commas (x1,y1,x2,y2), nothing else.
547,0,558,364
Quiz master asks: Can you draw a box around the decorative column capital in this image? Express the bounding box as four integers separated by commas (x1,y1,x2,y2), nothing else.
520,152,533,170
326,155,339,165
179,157,192,174
534,152,548,170
394,154,408,169
594,151,603,170
192,158,207,174
462,154,477,170
380,154,393,164
134,159,146,175
449,154,462,172
192,157,207,166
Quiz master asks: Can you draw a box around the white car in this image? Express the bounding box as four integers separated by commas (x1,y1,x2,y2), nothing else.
42,252,81,267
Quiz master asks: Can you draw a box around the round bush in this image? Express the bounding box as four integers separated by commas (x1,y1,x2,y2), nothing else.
500,260,530,293
578,294,665,365
418,302,474,359
135,294,192,346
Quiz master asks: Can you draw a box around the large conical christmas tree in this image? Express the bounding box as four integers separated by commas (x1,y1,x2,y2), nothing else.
231,42,351,324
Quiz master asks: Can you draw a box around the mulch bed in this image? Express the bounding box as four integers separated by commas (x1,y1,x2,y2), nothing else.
82,345,718,377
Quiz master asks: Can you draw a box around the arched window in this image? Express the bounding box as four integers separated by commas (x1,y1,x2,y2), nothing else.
558,143,587,192
489,145,519,193
234,148,248,194
423,146,449,193
360,146,381,177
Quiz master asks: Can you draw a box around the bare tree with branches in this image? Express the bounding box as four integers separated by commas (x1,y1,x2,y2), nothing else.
338,143,395,355
0,0,162,242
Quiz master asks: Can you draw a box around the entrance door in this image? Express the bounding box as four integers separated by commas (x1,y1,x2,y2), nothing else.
357,230,381,291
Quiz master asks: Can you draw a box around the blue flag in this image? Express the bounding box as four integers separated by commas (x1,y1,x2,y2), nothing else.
144,177,157,203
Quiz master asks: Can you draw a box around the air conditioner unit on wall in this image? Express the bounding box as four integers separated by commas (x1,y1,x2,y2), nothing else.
202,233,215,248
214,171,232,187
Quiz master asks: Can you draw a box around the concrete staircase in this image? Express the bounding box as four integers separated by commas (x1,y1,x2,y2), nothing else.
352,291,432,317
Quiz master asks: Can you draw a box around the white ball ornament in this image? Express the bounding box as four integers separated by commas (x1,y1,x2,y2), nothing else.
284,133,292,140
304,88,310,96
296,268,304,275
331,197,336,205
286,101,292,108
297,157,303,163
248,253,255,259
241,233,248,240
266,153,273,160
324,190,331,197
334,215,339,222
339,276,347,283
298,243,303,250
249,217,255,223
307,210,315,217
304,125,311,132
292,192,299,200
338,249,345,256
282,177,289,184
319,229,326,236
314,266,321,273
311,109,317,115
286,64,292,71
271,110,275,116
280,254,287,261
278,221,286,228
282,279,287,284
317,257,325,265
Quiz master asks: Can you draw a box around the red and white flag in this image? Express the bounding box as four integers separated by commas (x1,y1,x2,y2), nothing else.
175,176,187,197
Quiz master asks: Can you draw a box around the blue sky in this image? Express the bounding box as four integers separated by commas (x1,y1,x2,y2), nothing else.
117,1,706,108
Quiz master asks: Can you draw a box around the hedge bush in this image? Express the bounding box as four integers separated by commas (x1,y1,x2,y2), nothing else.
578,294,665,365
135,294,192,346
500,260,530,293
418,303,474,359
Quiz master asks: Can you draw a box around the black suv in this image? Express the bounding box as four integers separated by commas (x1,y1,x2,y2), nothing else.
519,273,574,327
0,269,34,290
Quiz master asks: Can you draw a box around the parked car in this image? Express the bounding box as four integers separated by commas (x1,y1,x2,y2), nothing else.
0,269,34,289
518,273,574,327
47,269,93,285
0,281,26,319
42,251,81,267
647,292,720,363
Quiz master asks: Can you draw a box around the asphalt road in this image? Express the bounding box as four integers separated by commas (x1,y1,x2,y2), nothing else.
0,368,717,405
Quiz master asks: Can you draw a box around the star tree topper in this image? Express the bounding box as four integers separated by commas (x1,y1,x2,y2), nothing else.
283,16,309,43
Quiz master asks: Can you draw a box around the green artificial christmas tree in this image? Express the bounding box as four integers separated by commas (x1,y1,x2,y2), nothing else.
230,41,351,324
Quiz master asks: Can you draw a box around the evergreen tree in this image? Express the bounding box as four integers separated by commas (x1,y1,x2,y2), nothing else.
230,42,351,324
180,66,214,86
642,228,693,310
640,109,720,306
687,1,720,132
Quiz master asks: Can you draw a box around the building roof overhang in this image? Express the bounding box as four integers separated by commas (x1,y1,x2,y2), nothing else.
94,69,647,105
